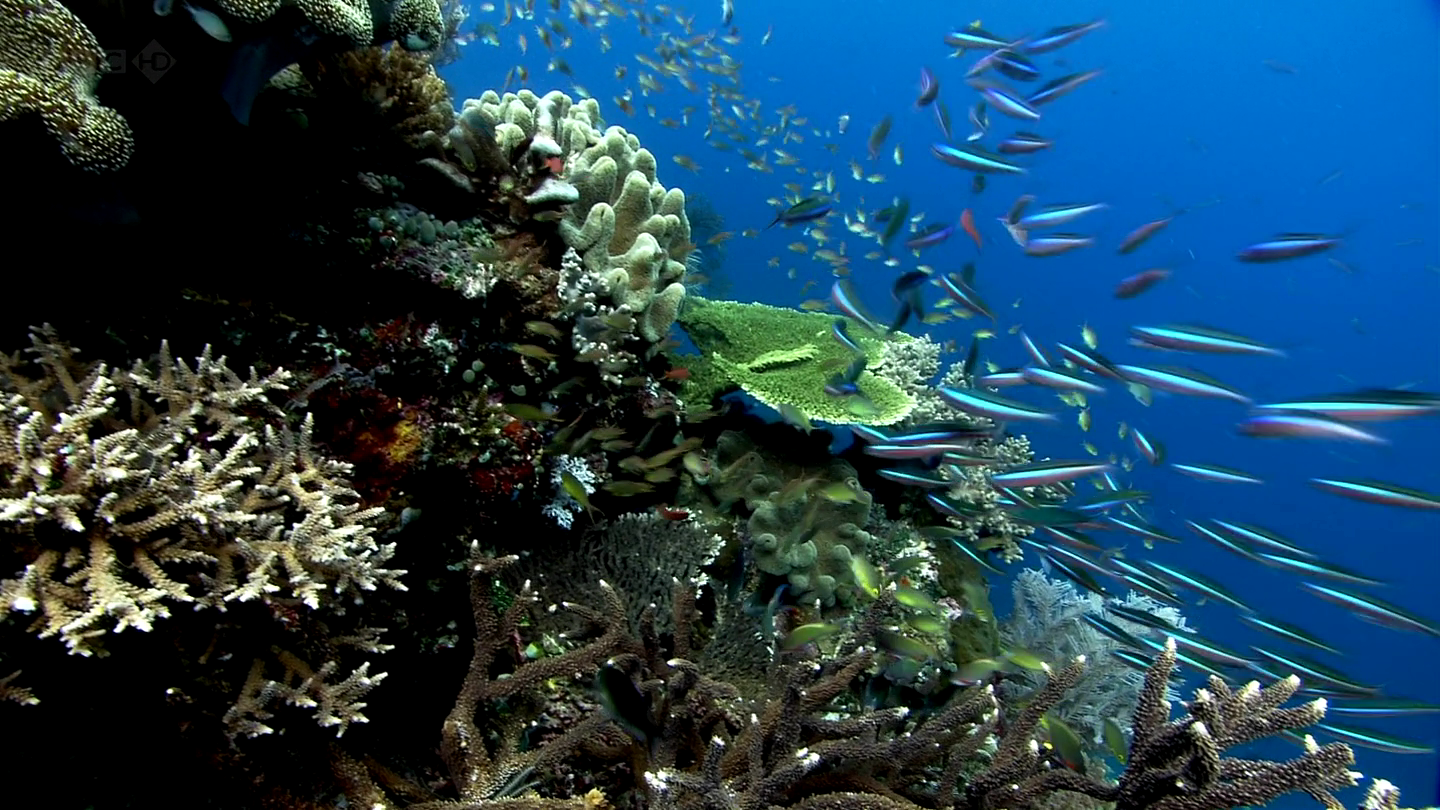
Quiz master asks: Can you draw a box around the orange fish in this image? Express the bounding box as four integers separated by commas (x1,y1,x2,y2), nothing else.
662,367,691,381
961,209,982,251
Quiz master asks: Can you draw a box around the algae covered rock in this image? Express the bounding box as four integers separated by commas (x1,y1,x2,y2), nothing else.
678,297,916,426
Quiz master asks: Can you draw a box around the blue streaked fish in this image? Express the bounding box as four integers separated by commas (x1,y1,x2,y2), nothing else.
992,459,1112,488
1314,724,1435,755
1026,70,1104,105
1024,20,1106,54
1018,202,1109,230
931,142,1027,174
1129,324,1284,357
938,387,1057,422
1300,583,1437,637
1170,462,1264,484
1117,365,1252,405
1236,233,1343,262
1308,477,1440,510
1237,614,1342,656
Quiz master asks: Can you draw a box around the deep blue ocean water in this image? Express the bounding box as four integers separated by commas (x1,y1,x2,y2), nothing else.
443,1,1440,802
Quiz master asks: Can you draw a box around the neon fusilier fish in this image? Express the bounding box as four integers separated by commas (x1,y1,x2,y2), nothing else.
966,100,989,142
831,318,864,354
1169,634,1253,669
931,142,1027,174
1142,561,1251,613
1236,233,1343,262
1025,70,1104,106
850,425,891,444
1040,548,1111,597
863,442,975,460
886,425,994,445
1116,364,1252,404
1247,646,1383,693
1130,427,1164,464
1107,559,1181,604
905,222,956,251
1300,582,1440,638
1054,342,1125,379
997,132,1053,154
1102,603,1183,635
935,273,996,321
1251,389,1440,422
1018,202,1109,230
1074,489,1149,513
1117,217,1175,254
938,386,1057,422
1114,268,1171,298
943,26,1011,50
995,49,1041,81
1021,366,1107,395
1170,462,1264,484
945,534,1005,574
1309,477,1440,510
1315,724,1435,755
1237,411,1386,443
766,197,833,229
1129,324,1284,357
1185,519,1260,560
932,99,954,141
970,80,1042,120
1324,700,1440,718
1105,515,1182,546
830,279,883,334
1209,519,1314,558
915,66,940,107
1039,526,1104,553
1024,234,1095,256
1018,330,1050,366
1237,614,1342,656
876,468,950,488
1083,614,1146,649
1009,506,1092,527
962,339,980,377
1252,552,1385,588
978,369,1028,387
1024,19,1106,54
926,491,979,519
991,459,1113,488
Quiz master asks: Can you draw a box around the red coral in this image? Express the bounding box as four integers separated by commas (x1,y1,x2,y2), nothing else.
467,418,541,498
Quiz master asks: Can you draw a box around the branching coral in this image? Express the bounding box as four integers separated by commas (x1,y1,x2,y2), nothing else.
0,0,134,171
0,328,404,656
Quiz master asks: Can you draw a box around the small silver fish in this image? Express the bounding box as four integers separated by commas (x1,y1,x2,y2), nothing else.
184,2,231,41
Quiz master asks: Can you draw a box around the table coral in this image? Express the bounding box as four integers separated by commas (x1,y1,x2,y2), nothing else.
678,297,917,426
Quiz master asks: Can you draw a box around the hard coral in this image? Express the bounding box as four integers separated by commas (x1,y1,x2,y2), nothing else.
299,45,454,154
0,0,133,171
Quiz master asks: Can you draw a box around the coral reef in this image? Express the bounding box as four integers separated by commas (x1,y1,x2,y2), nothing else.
0,328,403,656
1002,569,1188,755
0,0,133,171
678,297,917,425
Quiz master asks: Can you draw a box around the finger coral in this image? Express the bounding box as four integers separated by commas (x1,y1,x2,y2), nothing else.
0,327,405,656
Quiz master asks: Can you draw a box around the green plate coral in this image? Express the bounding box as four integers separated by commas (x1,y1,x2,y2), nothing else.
677,297,915,426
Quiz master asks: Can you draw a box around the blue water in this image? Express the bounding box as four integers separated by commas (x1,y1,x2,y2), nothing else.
443,1,1440,801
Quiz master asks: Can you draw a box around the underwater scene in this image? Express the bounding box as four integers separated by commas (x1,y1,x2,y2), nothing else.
1,0,1437,808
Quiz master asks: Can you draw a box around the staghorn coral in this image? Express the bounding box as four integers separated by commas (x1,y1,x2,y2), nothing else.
0,328,404,656
0,0,134,171
678,297,916,425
